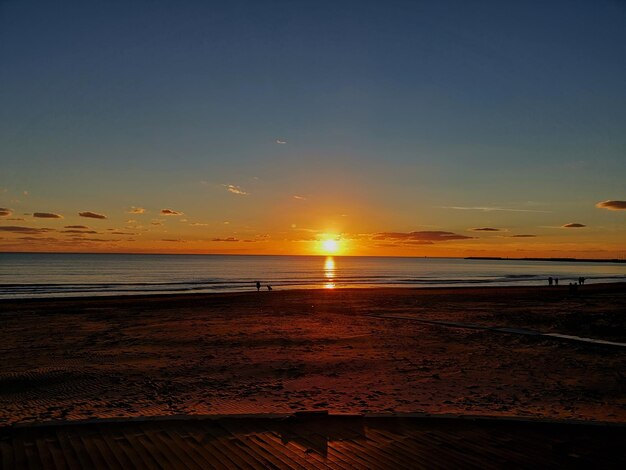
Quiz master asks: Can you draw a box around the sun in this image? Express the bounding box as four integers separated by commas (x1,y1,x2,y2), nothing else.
321,238,340,254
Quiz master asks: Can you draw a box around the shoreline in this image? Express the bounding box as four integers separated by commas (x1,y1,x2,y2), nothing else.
2,281,625,305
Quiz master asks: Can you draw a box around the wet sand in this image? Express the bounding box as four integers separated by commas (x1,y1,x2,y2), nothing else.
1,284,625,426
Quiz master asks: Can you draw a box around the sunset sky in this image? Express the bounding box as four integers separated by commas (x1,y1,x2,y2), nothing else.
1,0,625,257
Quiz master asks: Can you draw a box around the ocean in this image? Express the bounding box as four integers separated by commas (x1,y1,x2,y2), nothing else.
0,253,624,299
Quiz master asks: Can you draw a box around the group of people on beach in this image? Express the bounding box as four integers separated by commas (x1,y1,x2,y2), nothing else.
255,281,272,291
548,276,586,292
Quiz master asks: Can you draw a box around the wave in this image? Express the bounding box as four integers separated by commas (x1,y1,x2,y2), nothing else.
1,254,624,299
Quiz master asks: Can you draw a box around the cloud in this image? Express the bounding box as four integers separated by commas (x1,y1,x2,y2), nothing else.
470,227,500,232
225,184,249,196
79,211,107,219
0,208,12,217
151,221,163,226
65,225,89,229
18,236,58,241
189,222,208,226
562,223,586,228
128,207,146,214
161,238,185,242
33,212,63,219
510,234,537,238
212,237,239,242
596,200,626,211
68,237,111,242
110,231,135,235
293,195,307,200
161,209,183,216
373,231,473,242
276,139,287,144
0,226,55,234
62,229,98,234
443,206,550,213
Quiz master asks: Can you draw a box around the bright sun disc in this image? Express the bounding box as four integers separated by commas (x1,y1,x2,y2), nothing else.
322,239,339,254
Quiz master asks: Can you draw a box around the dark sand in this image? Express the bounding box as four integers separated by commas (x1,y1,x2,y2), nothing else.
1,284,625,426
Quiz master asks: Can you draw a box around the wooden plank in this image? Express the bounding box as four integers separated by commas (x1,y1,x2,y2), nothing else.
97,424,138,470
192,422,259,469
75,429,115,470
22,438,44,470
106,426,151,470
246,431,327,470
142,425,202,470
1,435,15,470
132,430,174,469
10,437,28,470
85,432,124,470
33,434,57,470
179,422,244,470
52,428,84,470
163,425,222,469
228,433,290,469
40,434,70,470
118,427,163,469
219,420,325,470
57,428,94,470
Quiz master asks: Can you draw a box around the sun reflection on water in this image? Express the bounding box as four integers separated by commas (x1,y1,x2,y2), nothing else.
324,256,336,289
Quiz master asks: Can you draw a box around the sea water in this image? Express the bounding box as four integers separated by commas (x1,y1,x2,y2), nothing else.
0,253,624,298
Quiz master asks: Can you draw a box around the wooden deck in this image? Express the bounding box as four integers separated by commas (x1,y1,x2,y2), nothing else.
1,414,624,469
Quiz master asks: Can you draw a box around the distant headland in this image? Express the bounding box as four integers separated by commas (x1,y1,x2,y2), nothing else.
465,257,626,264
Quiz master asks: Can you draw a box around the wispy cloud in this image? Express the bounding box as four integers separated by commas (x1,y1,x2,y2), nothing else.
0,207,12,217
0,226,55,234
128,207,146,214
470,227,501,232
212,237,239,242
596,200,626,211
65,225,89,229
68,237,111,242
276,139,287,144
443,206,550,213
562,223,586,228
33,212,63,219
225,184,249,196
189,222,208,226
160,209,183,216
18,236,58,241
510,234,537,238
62,229,98,234
79,211,107,219
373,231,473,242
293,195,307,200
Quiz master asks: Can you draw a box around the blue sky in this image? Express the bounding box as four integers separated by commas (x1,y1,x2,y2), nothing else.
1,0,625,255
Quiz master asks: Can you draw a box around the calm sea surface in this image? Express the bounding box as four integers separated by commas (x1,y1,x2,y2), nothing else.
0,253,625,299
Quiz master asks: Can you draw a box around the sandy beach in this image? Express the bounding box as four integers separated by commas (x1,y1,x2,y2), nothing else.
1,284,625,427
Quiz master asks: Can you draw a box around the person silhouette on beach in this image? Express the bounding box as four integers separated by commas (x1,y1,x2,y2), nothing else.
256,281,261,292
548,277,553,286
554,278,559,286
579,276,585,285
267,285,273,291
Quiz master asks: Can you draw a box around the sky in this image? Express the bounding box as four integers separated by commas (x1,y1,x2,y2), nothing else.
1,0,625,257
